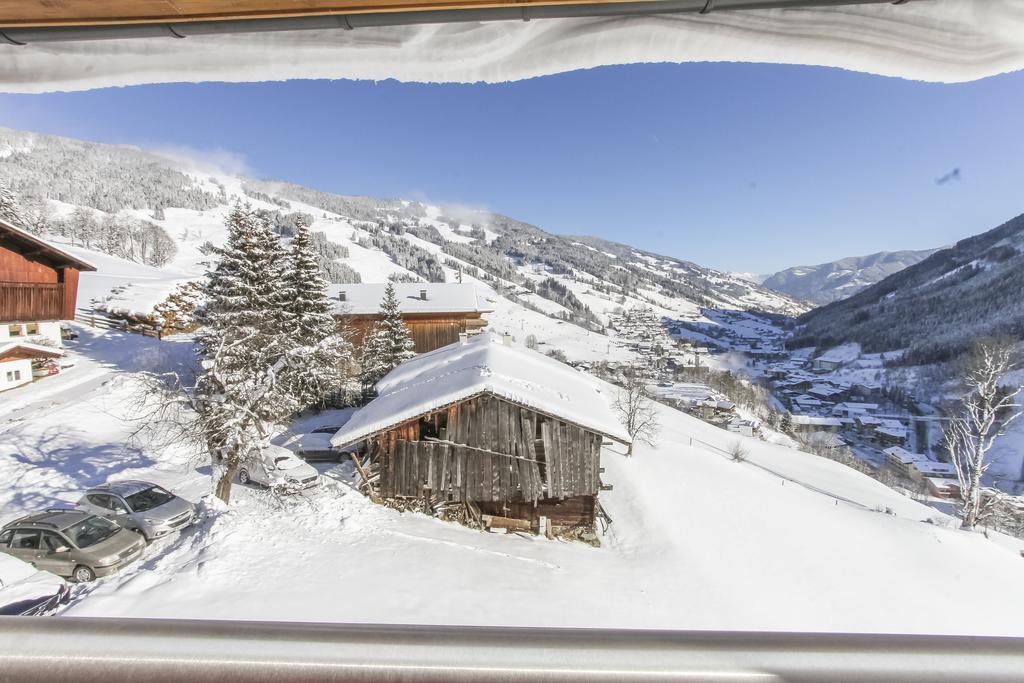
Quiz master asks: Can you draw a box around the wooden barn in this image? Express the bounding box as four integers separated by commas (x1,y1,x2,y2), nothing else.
331,332,630,540
0,217,96,348
328,283,493,354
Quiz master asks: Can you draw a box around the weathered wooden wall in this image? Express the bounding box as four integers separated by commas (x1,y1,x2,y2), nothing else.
341,313,487,354
372,394,603,528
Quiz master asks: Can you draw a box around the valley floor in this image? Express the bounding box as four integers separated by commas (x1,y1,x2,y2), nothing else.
3,326,1024,634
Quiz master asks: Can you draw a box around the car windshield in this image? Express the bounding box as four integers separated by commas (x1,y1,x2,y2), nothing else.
273,456,303,471
63,516,119,549
124,486,175,513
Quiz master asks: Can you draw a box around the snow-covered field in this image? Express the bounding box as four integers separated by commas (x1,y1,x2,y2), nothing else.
3,325,1024,634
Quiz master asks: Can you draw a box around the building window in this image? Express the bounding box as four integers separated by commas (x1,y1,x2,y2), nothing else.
6,370,21,382
26,323,38,335
8,324,23,337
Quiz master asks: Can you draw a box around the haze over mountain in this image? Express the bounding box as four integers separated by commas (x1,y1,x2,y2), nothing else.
762,249,939,306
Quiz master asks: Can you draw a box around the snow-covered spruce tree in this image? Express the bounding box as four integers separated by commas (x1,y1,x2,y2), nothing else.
280,218,355,406
359,282,415,392
195,204,295,503
943,336,1023,530
0,181,28,227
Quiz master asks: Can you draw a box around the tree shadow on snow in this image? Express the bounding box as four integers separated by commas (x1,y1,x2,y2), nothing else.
4,427,156,512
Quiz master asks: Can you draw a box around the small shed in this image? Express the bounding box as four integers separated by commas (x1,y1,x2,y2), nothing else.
331,332,630,539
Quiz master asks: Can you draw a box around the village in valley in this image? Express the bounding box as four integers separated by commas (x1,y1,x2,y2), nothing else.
2,130,1024,634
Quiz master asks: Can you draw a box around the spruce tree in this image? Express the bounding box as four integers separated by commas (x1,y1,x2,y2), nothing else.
0,181,28,227
195,204,293,503
280,218,354,406
359,282,415,391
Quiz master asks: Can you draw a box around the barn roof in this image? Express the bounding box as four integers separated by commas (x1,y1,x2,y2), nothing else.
0,341,64,360
0,217,97,272
331,332,631,447
326,283,494,316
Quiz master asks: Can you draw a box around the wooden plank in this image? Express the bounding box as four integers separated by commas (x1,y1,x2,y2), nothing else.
481,514,531,531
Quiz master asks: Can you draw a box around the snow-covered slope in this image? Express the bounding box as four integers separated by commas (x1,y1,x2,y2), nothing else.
762,249,939,306
2,327,1023,633
794,212,1024,365
0,125,806,357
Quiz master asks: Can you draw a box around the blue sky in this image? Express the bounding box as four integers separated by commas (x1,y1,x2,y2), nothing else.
1,63,1022,273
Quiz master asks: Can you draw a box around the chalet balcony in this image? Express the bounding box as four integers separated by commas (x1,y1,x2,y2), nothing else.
0,281,65,323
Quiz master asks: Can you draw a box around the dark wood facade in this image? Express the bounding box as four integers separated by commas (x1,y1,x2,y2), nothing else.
365,392,604,534
0,219,93,323
342,312,489,354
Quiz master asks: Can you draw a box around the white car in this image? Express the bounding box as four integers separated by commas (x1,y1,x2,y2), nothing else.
239,445,321,493
281,426,342,461
0,553,69,616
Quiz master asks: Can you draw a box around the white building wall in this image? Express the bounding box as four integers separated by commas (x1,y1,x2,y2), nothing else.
0,358,33,392
0,320,63,348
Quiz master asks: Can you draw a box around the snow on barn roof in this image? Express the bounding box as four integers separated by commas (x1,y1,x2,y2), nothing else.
326,283,494,316
331,332,631,447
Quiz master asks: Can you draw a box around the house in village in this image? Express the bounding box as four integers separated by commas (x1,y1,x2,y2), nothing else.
789,415,843,433
883,447,960,498
0,218,95,391
328,283,494,354
330,332,630,540
875,419,908,447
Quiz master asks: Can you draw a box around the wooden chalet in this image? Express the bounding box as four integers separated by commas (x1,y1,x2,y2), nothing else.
332,332,630,539
328,283,493,354
0,217,95,347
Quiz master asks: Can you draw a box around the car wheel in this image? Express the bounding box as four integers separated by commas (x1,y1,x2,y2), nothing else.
73,565,96,583
239,469,250,485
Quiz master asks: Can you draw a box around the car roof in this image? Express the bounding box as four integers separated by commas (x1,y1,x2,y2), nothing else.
3,509,91,532
87,480,157,497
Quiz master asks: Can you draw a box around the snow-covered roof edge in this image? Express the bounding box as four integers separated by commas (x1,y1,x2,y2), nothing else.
0,217,98,272
0,341,64,358
333,333,631,447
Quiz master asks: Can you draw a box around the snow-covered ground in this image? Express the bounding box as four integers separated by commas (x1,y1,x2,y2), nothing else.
3,325,1024,634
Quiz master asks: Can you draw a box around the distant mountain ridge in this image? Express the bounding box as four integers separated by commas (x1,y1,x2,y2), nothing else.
0,126,807,334
762,249,938,306
793,213,1024,365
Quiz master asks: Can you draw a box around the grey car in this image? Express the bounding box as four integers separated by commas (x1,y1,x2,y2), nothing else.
0,509,145,583
77,481,195,543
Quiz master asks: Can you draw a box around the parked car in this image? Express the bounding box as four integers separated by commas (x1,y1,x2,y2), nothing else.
0,553,70,616
32,359,60,378
240,445,321,493
281,426,343,461
77,481,196,543
0,509,145,583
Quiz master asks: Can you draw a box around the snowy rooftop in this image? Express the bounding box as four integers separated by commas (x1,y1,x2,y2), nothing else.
883,447,921,464
331,332,631,447
914,462,958,477
0,341,64,359
326,283,494,316
790,415,843,427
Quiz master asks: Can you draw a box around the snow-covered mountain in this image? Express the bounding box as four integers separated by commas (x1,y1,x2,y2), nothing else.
762,249,938,306
793,213,1024,366
0,125,807,362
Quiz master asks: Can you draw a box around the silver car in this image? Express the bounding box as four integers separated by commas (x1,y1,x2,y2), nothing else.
0,509,145,583
78,481,195,543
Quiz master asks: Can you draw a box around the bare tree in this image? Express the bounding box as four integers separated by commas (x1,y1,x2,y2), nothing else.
613,370,659,456
943,336,1023,530
729,441,748,462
